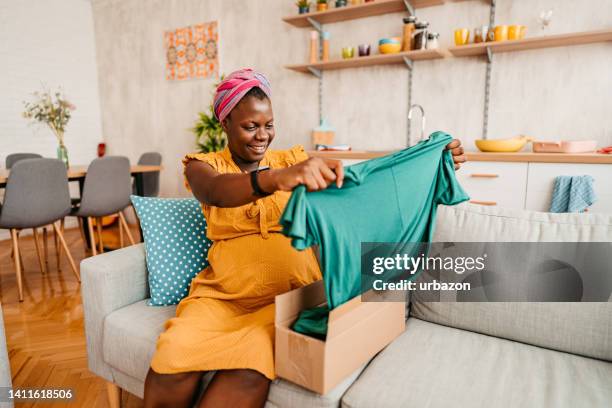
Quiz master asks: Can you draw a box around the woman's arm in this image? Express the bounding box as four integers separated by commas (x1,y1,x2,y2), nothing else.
185,157,344,208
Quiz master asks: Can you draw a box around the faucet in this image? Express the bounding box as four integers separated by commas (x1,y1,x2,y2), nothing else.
408,104,426,145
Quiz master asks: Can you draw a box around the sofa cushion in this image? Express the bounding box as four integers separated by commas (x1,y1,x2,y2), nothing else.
268,364,367,408
103,300,176,380
104,300,364,406
416,203,612,361
131,196,212,306
342,318,612,408
411,302,612,362
433,202,612,242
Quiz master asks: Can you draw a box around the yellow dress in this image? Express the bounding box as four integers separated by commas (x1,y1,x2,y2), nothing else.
150,145,322,380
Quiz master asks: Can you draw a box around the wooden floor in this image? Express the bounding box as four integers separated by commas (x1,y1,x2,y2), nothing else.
1,222,144,407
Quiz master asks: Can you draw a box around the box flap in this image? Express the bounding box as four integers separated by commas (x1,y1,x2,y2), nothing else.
275,279,326,325
327,290,404,339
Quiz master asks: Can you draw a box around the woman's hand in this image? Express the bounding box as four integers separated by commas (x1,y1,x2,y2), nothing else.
445,139,467,170
271,157,344,192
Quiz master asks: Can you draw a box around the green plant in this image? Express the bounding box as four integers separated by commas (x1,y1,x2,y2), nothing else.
192,77,226,153
317,0,327,4
193,105,226,153
296,0,311,7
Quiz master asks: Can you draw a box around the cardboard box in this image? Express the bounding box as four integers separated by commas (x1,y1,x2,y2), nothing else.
275,280,406,394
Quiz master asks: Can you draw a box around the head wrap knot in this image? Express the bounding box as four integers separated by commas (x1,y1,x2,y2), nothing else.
213,68,272,122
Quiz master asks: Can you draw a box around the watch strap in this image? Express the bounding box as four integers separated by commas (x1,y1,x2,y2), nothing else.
250,166,272,197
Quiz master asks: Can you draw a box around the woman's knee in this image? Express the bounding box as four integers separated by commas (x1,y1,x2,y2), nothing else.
232,369,270,390
213,369,270,395
145,367,204,392
144,369,204,408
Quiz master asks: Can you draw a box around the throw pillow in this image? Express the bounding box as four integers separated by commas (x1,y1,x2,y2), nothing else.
130,195,212,306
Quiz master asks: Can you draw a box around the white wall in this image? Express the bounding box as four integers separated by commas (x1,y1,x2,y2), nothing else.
90,0,612,198
0,0,103,239
0,0,103,166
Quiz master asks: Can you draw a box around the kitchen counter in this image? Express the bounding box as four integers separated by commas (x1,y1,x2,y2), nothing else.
307,150,612,164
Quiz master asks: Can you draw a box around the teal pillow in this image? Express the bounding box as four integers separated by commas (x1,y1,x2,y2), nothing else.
130,196,212,306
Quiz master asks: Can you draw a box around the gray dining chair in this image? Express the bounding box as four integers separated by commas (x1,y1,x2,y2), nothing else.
5,153,49,269
71,156,136,256
134,152,162,197
5,153,42,169
0,158,80,301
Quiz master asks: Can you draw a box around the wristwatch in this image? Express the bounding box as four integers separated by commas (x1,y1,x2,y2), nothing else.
250,166,272,197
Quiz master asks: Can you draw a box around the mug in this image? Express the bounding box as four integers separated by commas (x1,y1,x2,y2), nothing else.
342,46,355,59
494,25,508,41
358,44,371,57
454,28,470,46
508,24,526,40
473,26,489,43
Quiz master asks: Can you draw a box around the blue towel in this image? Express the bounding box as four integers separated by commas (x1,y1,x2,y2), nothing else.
549,175,596,213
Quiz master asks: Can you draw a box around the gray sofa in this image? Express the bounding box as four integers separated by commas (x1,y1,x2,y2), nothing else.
82,203,612,407
0,304,14,408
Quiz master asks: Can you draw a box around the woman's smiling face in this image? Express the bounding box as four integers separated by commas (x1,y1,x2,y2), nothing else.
222,90,275,167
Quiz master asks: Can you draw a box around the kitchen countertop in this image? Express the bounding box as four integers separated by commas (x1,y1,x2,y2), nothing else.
307,150,612,164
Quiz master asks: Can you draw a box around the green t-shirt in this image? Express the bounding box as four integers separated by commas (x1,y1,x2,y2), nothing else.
280,131,469,337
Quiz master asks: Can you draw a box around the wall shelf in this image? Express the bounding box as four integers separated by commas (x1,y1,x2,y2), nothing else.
286,49,444,74
282,0,444,28
308,150,612,164
449,28,612,57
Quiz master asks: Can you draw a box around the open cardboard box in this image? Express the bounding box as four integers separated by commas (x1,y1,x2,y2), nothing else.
275,279,406,394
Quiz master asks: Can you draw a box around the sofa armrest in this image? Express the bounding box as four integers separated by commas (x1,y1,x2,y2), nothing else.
0,304,13,408
81,243,148,382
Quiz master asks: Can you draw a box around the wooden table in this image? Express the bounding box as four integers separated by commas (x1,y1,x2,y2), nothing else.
0,164,163,250
0,164,163,193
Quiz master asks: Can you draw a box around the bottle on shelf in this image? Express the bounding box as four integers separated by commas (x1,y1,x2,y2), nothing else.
322,31,331,61
413,21,430,50
402,16,417,51
310,31,319,63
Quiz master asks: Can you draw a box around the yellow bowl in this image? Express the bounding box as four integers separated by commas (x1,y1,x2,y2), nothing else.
379,43,402,54
475,136,532,152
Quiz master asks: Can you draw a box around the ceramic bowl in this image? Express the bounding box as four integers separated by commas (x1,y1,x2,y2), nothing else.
379,37,401,45
475,136,533,152
379,43,402,54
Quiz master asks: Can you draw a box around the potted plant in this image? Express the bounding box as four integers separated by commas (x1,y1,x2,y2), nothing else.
317,0,328,12
22,88,75,168
192,106,226,153
296,0,311,14
192,78,227,153
336,0,348,7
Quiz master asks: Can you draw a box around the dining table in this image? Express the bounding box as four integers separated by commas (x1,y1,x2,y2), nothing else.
0,163,163,250
0,164,163,194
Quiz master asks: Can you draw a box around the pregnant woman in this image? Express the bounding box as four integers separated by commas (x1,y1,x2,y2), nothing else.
144,69,466,408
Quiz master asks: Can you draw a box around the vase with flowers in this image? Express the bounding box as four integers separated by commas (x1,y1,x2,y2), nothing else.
22,88,75,168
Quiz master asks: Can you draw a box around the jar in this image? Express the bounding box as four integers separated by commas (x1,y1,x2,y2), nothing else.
426,32,439,49
402,16,417,51
413,21,429,50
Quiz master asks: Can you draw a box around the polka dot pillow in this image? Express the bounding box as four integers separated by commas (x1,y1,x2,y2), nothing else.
131,196,212,306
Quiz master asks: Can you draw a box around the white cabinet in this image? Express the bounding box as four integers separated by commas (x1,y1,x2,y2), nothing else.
459,161,612,213
338,155,612,214
525,163,612,213
456,161,528,208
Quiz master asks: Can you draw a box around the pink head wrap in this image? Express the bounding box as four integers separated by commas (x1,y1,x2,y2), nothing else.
213,68,272,122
